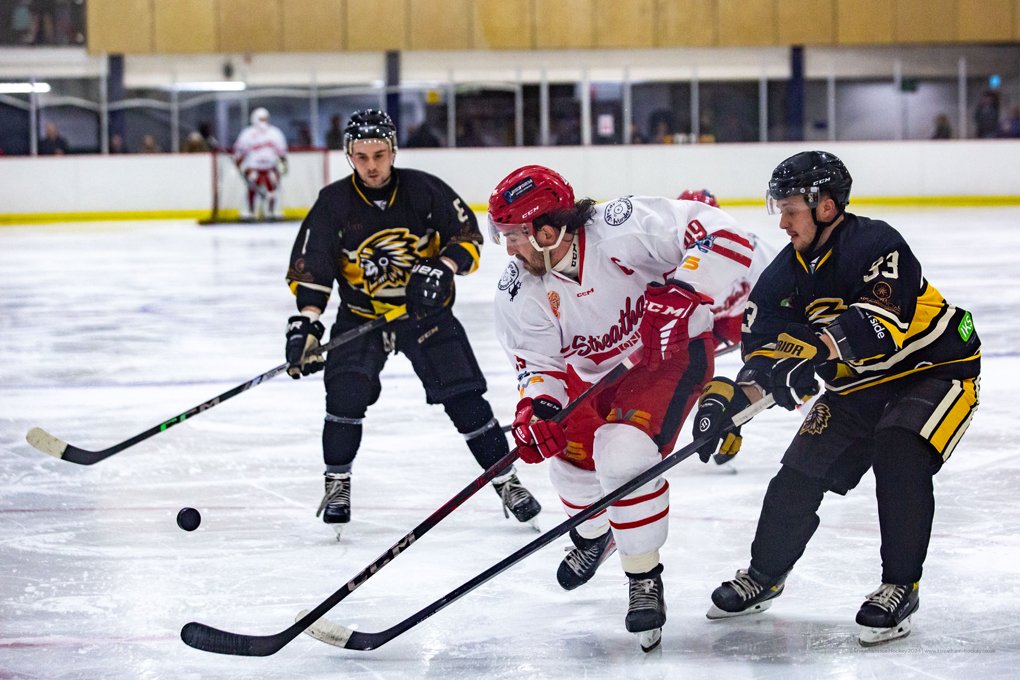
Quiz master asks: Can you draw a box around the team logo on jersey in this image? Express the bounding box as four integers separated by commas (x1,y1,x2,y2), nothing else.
604,198,633,226
345,228,420,295
547,290,561,318
799,402,831,435
498,261,523,301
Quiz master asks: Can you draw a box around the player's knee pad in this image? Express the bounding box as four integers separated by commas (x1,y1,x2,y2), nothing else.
325,374,379,417
592,423,661,491
875,426,942,475
442,391,494,433
764,465,827,518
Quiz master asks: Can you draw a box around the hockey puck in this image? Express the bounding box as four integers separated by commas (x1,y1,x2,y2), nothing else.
176,507,202,532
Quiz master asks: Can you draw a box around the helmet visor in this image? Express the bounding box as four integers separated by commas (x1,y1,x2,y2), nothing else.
487,215,534,245
766,186,820,215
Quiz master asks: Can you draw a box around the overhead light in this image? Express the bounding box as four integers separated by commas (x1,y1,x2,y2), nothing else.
0,82,51,94
170,81,247,92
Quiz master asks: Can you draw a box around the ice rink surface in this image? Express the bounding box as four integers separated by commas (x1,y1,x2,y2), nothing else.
2,205,1018,679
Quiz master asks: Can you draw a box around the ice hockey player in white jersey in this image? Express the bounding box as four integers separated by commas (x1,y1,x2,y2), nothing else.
489,165,753,651
677,188,778,353
232,107,288,222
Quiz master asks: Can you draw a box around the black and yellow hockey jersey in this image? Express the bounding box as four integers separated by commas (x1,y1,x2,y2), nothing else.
740,213,980,395
285,168,482,318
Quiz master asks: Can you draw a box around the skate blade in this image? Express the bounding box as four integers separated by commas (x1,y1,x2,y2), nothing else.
638,628,662,652
328,524,346,542
526,517,542,533
858,616,912,646
705,599,774,620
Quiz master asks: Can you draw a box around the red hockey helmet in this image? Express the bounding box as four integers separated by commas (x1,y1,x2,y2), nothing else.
487,165,574,243
678,188,719,207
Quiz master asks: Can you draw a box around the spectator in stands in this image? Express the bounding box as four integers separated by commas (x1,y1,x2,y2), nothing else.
10,0,34,44
325,114,344,150
181,131,210,153
999,105,1020,138
405,120,442,148
198,122,219,150
38,122,68,155
456,118,486,147
140,134,162,154
108,133,126,154
931,113,953,139
974,91,1000,139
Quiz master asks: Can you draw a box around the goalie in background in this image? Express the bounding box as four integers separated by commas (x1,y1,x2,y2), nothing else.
232,107,288,222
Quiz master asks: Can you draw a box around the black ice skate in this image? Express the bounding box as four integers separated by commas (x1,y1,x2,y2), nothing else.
492,473,542,529
856,582,919,646
316,472,351,541
625,564,666,652
706,567,785,619
556,528,616,590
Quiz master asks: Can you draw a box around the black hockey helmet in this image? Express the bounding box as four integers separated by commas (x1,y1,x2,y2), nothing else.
344,109,398,154
766,150,852,214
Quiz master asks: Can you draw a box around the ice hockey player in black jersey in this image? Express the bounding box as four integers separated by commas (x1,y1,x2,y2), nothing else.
284,109,540,538
691,150,980,646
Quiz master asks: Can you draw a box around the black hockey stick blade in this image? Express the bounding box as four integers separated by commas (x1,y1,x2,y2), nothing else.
303,395,775,652
26,306,407,465
180,356,638,657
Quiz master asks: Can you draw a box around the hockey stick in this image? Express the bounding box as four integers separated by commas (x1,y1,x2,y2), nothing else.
179,355,640,657
25,306,408,466
496,339,739,434
300,394,774,652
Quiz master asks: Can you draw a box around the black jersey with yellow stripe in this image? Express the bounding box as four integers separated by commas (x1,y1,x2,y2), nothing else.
285,167,482,318
740,213,980,395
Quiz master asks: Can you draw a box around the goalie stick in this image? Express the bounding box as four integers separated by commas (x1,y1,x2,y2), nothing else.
179,354,640,657
299,395,775,652
25,306,408,466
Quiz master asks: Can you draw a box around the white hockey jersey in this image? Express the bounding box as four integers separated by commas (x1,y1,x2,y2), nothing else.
494,195,754,406
233,124,288,171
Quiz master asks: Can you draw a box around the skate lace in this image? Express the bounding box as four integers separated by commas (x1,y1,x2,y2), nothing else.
563,537,608,575
629,577,662,611
316,475,350,518
496,476,531,518
728,569,764,601
864,583,907,613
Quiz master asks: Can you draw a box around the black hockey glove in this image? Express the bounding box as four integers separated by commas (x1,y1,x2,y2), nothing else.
285,315,326,379
691,377,750,462
768,358,820,410
405,257,454,319
766,324,826,410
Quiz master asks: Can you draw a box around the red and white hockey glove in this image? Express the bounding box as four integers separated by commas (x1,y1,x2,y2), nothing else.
512,396,566,464
639,279,712,368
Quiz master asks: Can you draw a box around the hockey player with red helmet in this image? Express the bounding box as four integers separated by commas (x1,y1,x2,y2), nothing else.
489,165,753,650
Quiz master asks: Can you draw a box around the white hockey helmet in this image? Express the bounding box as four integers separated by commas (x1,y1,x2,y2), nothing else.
251,107,270,127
